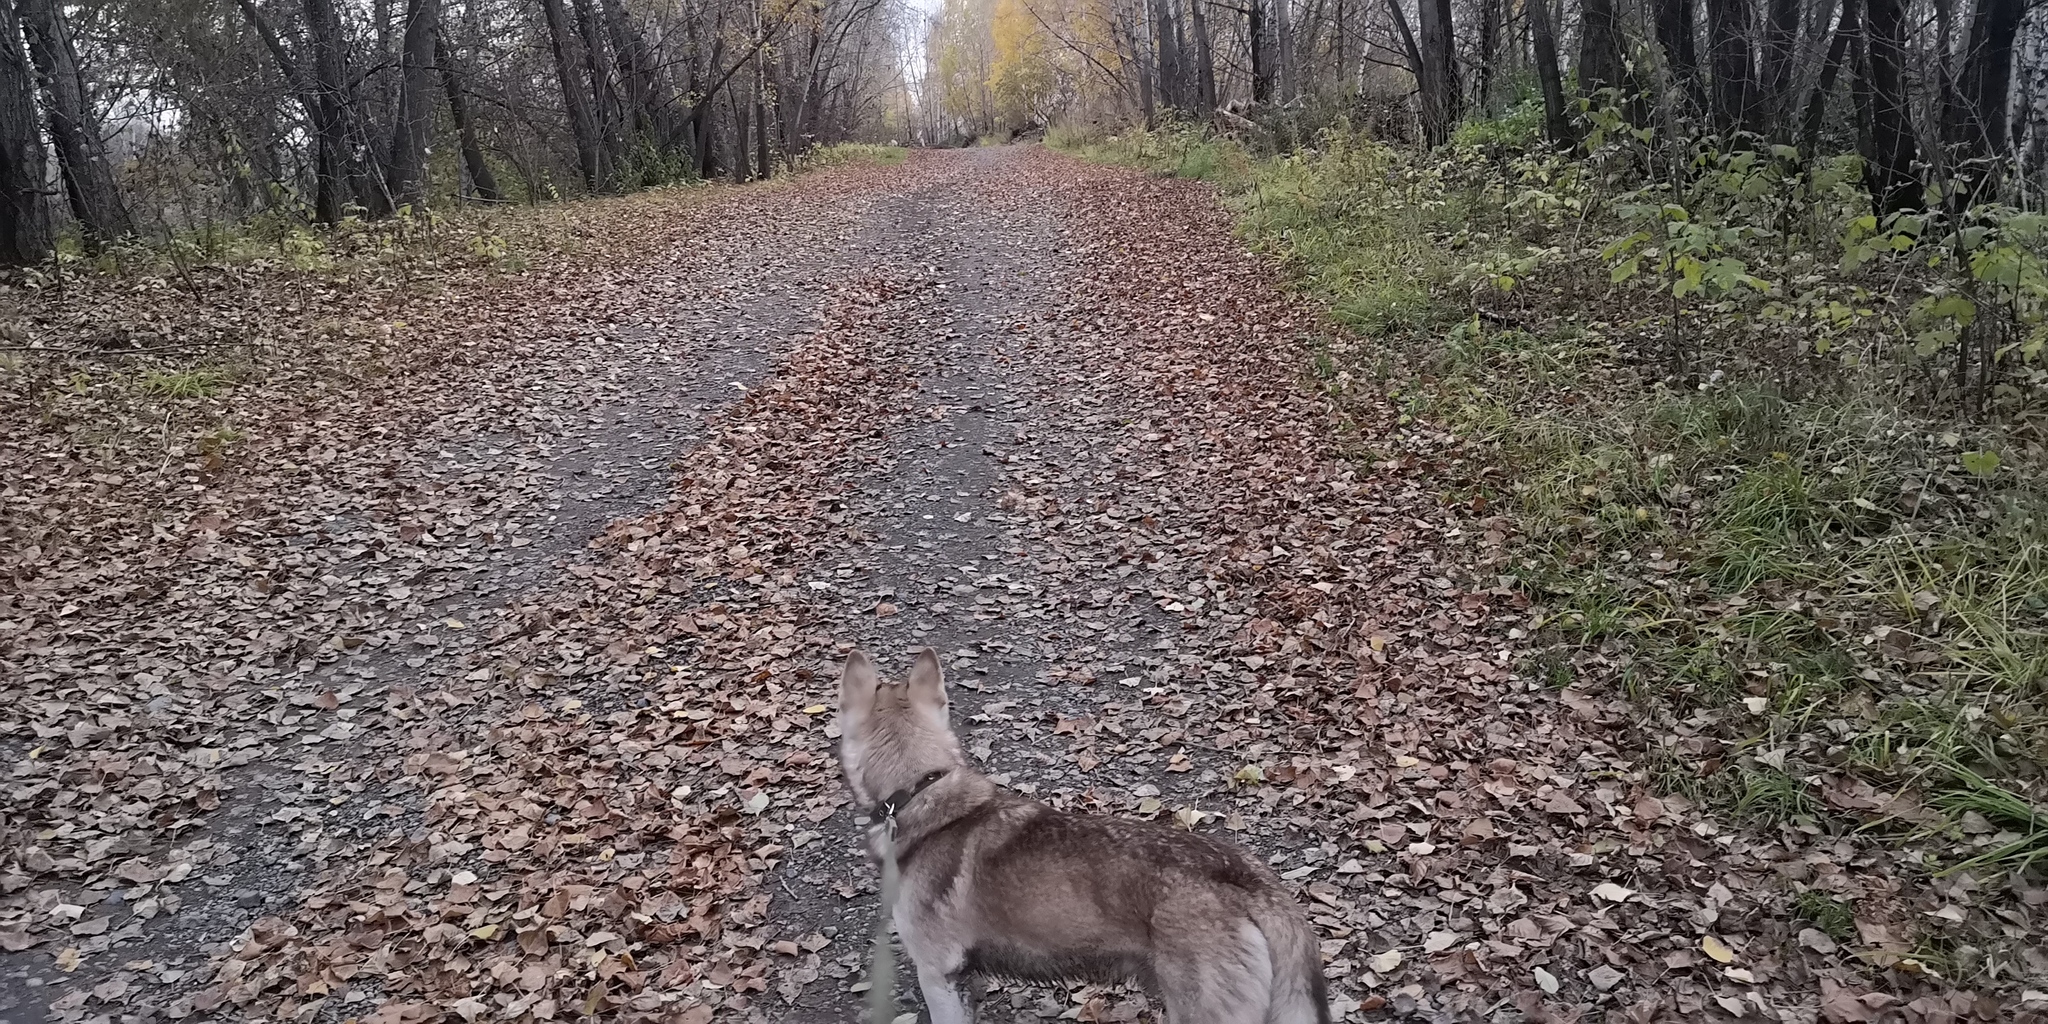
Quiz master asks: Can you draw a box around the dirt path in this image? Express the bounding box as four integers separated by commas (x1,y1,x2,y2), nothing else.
3,149,2024,1024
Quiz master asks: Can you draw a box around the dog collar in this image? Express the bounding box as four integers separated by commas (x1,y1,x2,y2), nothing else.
871,769,949,823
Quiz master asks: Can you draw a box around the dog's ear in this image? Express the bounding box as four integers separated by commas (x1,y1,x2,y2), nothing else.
906,647,947,725
839,650,880,733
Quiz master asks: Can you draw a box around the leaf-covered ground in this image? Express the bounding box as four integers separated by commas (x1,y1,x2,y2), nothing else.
2,149,2038,1024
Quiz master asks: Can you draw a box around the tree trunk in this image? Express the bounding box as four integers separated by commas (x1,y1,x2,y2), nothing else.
1798,0,1855,155
1758,0,1800,134
1334,0,1346,90
17,0,132,245
1249,0,1271,103
1154,0,1186,112
540,0,607,190
304,0,355,221
601,0,666,146
728,84,750,181
384,0,440,210
1943,0,2024,203
1651,0,1705,113
753,59,771,178
1414,0,1457,145
1527,0,1572,144
1131,5,1155,124
1862,0,1919,213
1577,0,1623,99
1275,0,1295,102
434,25,500,201
1189,0,1217,112
0,0,51,265
571,0,627,180
1476,0,1499,113
2021,10,2048,177
1704,0,1759,135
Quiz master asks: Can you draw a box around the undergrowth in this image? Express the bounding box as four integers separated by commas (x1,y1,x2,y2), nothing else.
802,143,910,168
1051,118,2048,915
16,148,899,290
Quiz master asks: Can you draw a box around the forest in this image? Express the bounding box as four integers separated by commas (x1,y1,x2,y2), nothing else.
3,0,2041,260
4,0,2048,1011
0,0,910,263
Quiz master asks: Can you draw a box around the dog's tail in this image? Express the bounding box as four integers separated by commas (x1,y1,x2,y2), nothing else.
1255,898,1331,1024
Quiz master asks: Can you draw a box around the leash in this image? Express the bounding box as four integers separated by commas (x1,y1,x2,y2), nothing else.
866,819,903,1024
863,770,946,1024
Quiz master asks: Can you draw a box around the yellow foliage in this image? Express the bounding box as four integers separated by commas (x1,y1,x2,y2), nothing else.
989,0,1058,123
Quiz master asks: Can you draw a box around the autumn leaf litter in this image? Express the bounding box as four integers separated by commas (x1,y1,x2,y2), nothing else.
3,149,2036,1024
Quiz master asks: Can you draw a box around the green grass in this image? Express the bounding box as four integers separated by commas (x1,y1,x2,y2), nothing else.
1051,119,2048,891
1793,889,1858,943
804,143,908,168
1926,767,2048,877
140,368,234,398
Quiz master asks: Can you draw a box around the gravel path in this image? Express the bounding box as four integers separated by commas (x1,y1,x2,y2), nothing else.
4,147,2024,1024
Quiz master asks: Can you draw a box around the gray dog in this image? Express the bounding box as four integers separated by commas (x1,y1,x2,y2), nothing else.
836,648,1333,1024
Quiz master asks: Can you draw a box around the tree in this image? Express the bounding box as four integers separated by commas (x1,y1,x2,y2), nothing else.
541,0,609,190
991,0,1060,124
1650,0,1705,112
1757,0,1800,132
1577,0,1624,99
433,25,501,202
1526,0,1572,145
0,0,51,264
1797,0,1856,156
1943,0,2025,202
1703,0,1759,135
1250,0,1271,103
18,0,134,246
1188,0,1216,112
304,0,364,220
1383,0,1456,145
1861,0,1917,213
384,0,441,209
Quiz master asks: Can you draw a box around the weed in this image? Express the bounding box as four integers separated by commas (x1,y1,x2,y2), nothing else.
1792,889,1857,944
141,368,233,398
1734,762,1818,825
1927,766,2048,878
806,144,909,168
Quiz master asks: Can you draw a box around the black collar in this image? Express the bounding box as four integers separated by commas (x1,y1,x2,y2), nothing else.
870,769,949,823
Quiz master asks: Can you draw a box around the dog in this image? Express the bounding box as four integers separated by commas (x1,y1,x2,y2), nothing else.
836,647,1332,1024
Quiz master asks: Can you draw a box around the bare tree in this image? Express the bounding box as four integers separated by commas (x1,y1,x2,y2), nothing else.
1944,0,2025,200
18,0,133,245
1863,0,1918,212
0,0,50,264
1528,0,1571,143
433,24,502,201
385,0,441,209
1577,0,1624,98
542,0,609,190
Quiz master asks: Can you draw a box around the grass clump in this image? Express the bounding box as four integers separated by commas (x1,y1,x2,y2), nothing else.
1794,889,1859,943
140,368,235,398
803,143,909,168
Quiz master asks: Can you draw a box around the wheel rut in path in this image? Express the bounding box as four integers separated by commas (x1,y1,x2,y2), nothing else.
764,149,1335,1024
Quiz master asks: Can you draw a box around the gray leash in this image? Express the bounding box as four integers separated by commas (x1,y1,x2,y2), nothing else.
867,815,903,1024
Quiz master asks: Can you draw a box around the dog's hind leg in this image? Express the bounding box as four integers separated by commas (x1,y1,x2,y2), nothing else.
913,962,976,1024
